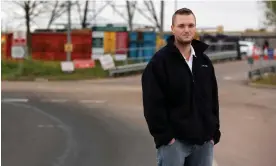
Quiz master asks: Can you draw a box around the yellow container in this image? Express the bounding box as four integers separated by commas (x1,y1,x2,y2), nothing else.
156,35,166,51
104,32,116,54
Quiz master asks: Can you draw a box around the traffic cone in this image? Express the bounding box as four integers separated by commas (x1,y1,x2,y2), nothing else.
252,45,259,60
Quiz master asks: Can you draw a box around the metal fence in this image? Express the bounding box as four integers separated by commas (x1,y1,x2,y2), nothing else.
108,42,240,76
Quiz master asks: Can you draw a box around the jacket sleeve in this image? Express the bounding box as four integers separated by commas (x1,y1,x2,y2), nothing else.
141,59,173,147
211,64,221,145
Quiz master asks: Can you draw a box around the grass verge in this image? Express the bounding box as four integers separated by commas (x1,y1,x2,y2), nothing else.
252,73,276,86
1,59,109,81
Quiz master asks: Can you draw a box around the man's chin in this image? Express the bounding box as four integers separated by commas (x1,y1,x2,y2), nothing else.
179,39,192,45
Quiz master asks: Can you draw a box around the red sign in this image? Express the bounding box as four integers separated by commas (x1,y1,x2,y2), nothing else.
73,60,95,69
13,31,26,46
13,38,26,46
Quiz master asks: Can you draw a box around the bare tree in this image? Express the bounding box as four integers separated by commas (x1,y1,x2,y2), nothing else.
143,1,160,30
13,1,49,57
76,1,90,28
126,1,137,31
47,1,69,29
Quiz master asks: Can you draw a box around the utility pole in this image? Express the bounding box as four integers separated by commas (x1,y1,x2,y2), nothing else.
160,0,164,36
66,0,72,61
158,0,164,50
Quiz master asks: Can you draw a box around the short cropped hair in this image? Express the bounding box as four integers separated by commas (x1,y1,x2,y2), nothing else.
172,8,196,25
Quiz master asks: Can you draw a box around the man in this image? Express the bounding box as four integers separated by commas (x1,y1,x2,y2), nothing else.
141,8,221,166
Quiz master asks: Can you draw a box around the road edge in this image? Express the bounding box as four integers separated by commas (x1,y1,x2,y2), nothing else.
248,82,276,89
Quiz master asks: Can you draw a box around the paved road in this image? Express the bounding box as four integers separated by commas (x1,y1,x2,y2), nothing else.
2,60,276,166
2,97,66,166
2,91,157,166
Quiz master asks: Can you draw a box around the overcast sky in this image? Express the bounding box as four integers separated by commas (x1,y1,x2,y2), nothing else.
1,0,269,32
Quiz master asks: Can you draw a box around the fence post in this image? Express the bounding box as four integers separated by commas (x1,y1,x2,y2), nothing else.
236,40,241,60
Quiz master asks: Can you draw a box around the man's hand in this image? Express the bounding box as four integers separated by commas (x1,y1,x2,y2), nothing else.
168,138,175,145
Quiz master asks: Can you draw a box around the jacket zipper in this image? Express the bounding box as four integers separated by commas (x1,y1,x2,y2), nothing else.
180,55,195,83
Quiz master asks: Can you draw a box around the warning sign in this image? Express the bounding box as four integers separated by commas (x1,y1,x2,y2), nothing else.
64,43,73,52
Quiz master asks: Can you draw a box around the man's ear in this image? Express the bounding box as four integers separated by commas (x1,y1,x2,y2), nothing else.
171,25,174,34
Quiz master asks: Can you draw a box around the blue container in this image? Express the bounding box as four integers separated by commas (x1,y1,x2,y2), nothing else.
129,42,137,58
143,32,156,62
129,31,137,41
128,32,138,58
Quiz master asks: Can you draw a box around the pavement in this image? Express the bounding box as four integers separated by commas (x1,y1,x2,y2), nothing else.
2,60,276,166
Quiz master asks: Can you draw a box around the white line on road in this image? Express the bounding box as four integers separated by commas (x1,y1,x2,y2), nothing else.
41,99,68,103
5,102,74,166
1,98,29,103
223,76,233,80
37,124,55,128
78,100,107,104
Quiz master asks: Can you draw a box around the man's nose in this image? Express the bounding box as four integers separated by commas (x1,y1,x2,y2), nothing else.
183,26,189,32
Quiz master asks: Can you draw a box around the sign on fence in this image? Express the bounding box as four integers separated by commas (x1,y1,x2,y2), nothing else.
61,61,75,72
12,31,26,59
64,43,73,52
11,46,25,59
99,54,115,70
73,60,95,69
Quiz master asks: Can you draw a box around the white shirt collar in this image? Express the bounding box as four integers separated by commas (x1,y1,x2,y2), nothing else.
191,45,196,57
183,45,196,61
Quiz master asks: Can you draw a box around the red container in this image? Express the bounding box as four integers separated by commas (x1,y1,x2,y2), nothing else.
115,32,128,54
31,31,92,61
1,33,13,59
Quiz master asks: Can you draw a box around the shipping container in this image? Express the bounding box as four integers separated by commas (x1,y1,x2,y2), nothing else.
31,31,92,61
114,32,128,61
115,32,128,54
1,33,13,59
128,32,138,58
92,24,127,32
92,31,104,60
142,31,156,62
104,32,116,54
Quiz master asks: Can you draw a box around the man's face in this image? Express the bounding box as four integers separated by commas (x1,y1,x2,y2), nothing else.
171,14,196,44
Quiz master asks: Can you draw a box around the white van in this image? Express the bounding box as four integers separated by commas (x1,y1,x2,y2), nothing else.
239,40,262,58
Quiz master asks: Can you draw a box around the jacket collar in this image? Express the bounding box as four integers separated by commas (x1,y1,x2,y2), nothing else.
166,35,209,55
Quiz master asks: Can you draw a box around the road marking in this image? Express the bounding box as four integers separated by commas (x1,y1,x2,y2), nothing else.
79,100,107,104
6,102,75,166
223,76,233,80
2,98,107,104
37,124,55,128
1,98,29,102
41,99,68,103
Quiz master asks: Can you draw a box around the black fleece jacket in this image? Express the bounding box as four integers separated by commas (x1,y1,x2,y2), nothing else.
141,35,221,149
